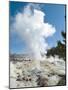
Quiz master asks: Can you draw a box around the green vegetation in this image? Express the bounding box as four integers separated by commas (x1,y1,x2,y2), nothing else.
46,31,66,60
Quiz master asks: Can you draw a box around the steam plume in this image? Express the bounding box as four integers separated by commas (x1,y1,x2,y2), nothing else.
11,4,56,60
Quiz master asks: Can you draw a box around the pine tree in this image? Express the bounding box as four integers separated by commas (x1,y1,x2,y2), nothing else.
46,31,66,60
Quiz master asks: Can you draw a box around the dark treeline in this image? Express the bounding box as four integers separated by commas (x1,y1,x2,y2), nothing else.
46,31,66,60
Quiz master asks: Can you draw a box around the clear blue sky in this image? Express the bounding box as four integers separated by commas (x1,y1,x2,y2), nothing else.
9,1,65,54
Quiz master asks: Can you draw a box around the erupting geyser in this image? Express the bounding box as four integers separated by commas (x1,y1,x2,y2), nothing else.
10,3,65,88
11,3,56,61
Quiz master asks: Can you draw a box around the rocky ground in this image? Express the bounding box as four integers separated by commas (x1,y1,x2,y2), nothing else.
10,58,66,88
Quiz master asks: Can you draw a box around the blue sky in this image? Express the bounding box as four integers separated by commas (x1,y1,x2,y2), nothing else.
9,1,65,54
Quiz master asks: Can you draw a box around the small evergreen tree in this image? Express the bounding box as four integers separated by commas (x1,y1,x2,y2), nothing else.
46,31,66,60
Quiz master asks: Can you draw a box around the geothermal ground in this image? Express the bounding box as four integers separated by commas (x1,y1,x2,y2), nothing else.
10,55,65,88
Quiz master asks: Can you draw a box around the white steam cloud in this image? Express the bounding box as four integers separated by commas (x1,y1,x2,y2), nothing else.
11,4,56,60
